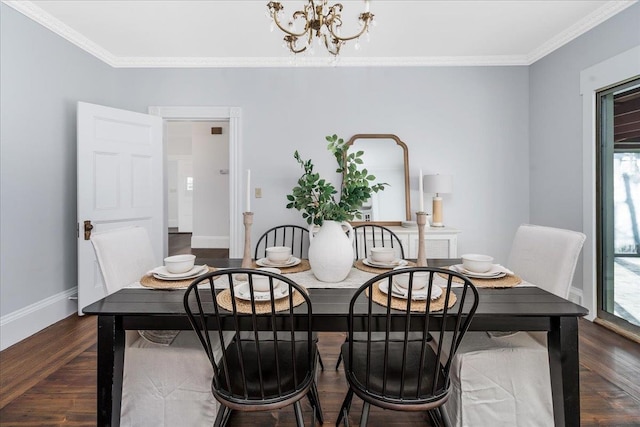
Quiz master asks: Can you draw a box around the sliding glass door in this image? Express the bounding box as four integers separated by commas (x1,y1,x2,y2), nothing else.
597,78,640,337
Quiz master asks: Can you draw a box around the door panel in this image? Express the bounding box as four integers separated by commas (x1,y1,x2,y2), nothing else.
77,102,163,314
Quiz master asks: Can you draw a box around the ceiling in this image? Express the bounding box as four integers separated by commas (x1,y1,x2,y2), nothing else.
4,0,637,67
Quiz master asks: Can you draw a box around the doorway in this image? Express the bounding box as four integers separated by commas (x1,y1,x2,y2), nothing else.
166,120,230,258
149,106,244,258
597,78,640,338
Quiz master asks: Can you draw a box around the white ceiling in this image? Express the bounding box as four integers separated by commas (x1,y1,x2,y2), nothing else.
4,0,637,67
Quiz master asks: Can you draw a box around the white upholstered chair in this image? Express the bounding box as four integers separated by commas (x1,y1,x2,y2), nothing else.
443,224,586,427
91,226,231,426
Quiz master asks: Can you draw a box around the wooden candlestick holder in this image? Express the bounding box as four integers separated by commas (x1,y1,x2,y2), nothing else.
416,212,428,267
241,212,254,269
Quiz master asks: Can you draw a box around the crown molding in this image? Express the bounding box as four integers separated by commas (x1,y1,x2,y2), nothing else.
526,0,638,64
111,55,529,68
3,0,119,66
4,0,636,69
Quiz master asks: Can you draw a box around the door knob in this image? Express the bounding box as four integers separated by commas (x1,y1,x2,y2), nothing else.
84,220,93,240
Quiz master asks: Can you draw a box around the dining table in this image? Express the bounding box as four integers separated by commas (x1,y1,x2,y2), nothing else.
83,257,588,427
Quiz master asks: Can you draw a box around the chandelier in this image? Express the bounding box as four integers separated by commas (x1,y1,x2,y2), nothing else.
266,1,374,56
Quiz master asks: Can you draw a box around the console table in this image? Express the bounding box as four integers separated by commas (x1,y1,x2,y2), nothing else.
385,225,460,258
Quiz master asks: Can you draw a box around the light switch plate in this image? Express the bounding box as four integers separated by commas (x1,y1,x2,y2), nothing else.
255,187,262,198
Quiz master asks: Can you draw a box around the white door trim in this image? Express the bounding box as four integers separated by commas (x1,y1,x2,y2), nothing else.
149,106,243,258
580,45,640,321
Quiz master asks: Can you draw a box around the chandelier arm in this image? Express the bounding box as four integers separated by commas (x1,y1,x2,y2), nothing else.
270,9,310,37
322,33,341,56
290,42,308,53
327,14,372,42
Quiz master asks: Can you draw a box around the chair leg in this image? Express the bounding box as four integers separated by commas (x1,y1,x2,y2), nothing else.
359,402,370,427
294,400,305,427
439,405,452,427
335,353,343,370
317,351,325,371
335,388,354,427
307,381,324,424
427,407,450,427
221,407,233,427
214,404,230,427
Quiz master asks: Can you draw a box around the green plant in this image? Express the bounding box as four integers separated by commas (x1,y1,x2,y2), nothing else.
286,134,387,225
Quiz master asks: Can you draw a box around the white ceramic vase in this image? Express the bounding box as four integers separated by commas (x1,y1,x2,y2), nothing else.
308,220,354,282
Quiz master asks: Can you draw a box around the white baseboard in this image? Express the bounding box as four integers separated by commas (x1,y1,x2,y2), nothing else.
191,235,229,249
0,287,78,351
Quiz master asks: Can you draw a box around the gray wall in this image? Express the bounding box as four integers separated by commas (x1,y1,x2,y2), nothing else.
113,66,529,263
529,2,640,292
1,5,116,314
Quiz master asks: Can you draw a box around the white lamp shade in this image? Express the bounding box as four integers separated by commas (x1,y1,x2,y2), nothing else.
423,174,453,194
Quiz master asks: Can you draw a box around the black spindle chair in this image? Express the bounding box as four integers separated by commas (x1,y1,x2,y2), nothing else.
254,224,325,371
353,224,405,260
335,224,407,370
336,267,479,426
255,225,310,260
183,268,323,427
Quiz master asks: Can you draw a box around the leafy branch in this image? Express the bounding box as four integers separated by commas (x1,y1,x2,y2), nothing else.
286,134,387,225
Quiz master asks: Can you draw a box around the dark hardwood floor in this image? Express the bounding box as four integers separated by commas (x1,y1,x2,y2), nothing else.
168,231,229,259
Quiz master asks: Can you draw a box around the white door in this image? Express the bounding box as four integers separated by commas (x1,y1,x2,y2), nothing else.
77,102,164,314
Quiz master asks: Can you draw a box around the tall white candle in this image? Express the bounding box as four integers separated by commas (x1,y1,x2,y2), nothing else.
419,169,424,212
246,169,251,212
365,0,370,12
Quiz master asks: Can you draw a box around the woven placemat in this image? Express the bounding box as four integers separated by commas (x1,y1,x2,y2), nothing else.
367,281,457,312
354,259,417,274
251,259,311,274
140,266,217,289
216,286,306,314
440,266,522,288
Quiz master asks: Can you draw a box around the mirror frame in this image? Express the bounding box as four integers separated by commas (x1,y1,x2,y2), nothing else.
346,134,411,225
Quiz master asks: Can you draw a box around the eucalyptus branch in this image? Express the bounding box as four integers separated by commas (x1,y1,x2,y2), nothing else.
286,134,387,226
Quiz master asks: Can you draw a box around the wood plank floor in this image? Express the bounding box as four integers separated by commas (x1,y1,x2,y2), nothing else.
1,315,639,426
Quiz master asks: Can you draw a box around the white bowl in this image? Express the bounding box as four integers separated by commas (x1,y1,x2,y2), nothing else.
253,267,282,292
266,246,292,263
461,254,494,273
370,247,395,263
164,254,196,274
392,266,427,290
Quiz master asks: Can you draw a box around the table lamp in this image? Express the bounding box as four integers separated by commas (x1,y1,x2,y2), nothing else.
423,174,453,227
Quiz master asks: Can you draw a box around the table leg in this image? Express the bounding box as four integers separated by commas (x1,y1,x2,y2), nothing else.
97,315,125,427
547,316,580,427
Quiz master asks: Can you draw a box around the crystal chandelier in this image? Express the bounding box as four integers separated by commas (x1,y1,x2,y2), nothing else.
267,1,374,56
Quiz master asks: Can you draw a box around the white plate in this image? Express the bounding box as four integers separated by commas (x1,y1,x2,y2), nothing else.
379,281,442,301
255,257,301,268
450,264,506,279
363,258,409,269
233,282,293,301
152,265,208,281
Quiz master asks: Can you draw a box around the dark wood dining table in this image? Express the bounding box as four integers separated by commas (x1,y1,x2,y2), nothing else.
83,258,588,427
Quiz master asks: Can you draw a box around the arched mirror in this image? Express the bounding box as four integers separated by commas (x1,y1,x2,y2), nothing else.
346,134,410,225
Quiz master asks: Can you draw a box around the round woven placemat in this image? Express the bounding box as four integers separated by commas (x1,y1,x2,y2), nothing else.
440,266,522,288
251,259,311,274
140,266,217,289
354,259,417,274
216,287,306,314
366,281,456,312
